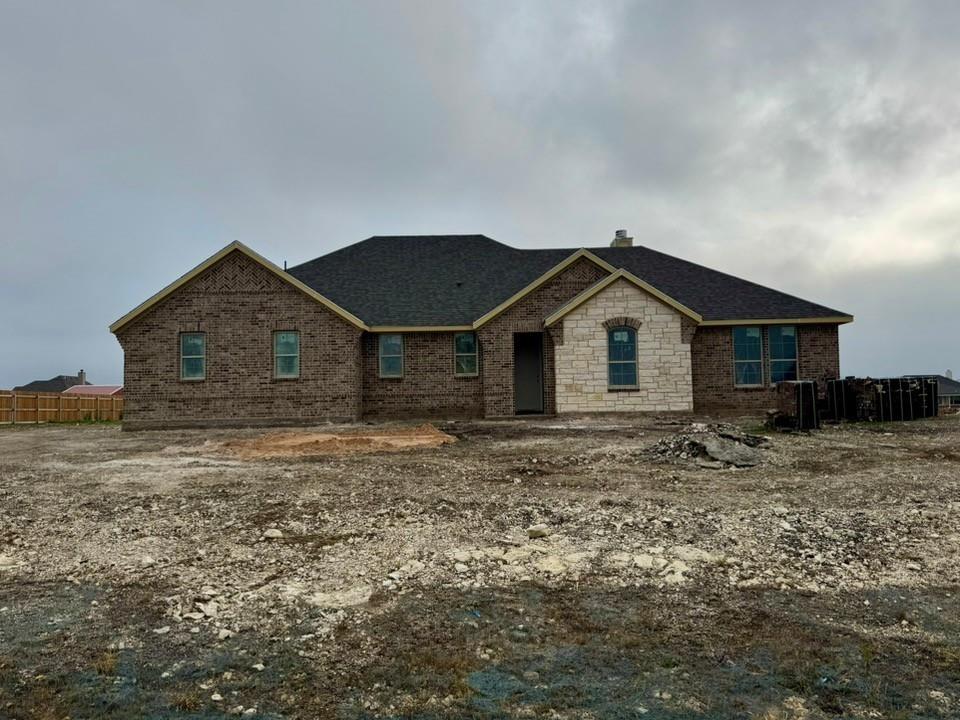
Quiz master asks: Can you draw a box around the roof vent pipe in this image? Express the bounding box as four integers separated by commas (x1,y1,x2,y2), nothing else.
610,229,633,248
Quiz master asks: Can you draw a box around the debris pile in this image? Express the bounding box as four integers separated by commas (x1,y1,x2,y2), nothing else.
647,423,769,467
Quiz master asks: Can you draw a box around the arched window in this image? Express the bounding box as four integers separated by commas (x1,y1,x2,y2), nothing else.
608,326,638,387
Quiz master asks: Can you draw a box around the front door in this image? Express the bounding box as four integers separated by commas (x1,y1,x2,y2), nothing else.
514,332,544,414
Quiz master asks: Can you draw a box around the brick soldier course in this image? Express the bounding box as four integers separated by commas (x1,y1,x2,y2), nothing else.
111,234,852,428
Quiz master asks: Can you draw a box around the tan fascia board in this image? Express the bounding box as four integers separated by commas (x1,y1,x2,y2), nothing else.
544,269,704,327
472,249,617,330
109,241,369,334
368,325,474,333
699,316,854,326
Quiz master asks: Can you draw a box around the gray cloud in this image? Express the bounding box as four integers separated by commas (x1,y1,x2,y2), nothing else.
2,0,959,387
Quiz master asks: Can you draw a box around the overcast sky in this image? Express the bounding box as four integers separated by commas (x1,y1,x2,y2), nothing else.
2,1,959,387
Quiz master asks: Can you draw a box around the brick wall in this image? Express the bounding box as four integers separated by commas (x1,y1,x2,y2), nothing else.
477,257,609,417
554,279,693,412
361,332,483,418
115,249,363,429
691,323,841,414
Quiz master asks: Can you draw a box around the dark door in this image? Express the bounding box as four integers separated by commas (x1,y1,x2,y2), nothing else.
514,332,544,414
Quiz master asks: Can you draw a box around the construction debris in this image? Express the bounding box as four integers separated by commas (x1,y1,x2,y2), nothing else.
647,423,769,467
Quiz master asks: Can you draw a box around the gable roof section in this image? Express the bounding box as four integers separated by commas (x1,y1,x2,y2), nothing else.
109,241,368,334
544,269,704,327
905,374,960,397
288,236,852,327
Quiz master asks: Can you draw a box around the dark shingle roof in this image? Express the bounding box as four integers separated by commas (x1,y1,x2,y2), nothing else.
14,375,89,393
906,375,960,397
287,235,849,326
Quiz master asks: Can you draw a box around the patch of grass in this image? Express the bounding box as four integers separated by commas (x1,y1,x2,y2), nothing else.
92,651,118,675
170,690,202,711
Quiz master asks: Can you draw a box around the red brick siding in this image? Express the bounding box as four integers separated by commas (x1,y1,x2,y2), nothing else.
477,257,610,417
691,324,840,414
115,250,363,428
360,332,483,418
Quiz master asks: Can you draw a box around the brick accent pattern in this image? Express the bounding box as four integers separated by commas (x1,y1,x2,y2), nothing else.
361,332,483,418
115,250,363,429
555,279,693,413
691,324,840,414
477,258,609,417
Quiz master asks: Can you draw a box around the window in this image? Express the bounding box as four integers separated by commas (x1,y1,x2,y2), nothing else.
769,325,798,383
733,327,762,386
180,333,206,381
608,326,638,387
274,331,300,379
378,334,403,377
454,332,478,376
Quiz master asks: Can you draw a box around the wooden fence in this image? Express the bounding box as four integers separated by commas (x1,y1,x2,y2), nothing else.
0,391,123,424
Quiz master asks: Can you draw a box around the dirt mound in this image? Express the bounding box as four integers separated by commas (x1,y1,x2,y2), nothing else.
220,423,456,459
647,422,769,467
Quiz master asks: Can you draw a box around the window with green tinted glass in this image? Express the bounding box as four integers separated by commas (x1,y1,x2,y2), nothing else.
769,326,798,382
180,333,206,381
733,327,762,386
274,331,300,379
379,334,403,377
454,332,478,376
608,327,638,387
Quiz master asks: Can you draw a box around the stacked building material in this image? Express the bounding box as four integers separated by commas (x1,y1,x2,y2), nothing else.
774,380,820,430
822,377,939,423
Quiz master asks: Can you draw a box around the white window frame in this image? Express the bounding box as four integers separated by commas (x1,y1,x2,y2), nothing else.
453,332,479,377
180,332,206,382
732,326,763,388
273,330,300,379
378,334,404,378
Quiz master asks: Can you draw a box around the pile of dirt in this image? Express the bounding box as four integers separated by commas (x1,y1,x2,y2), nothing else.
647,422,769,467
220,423,456,459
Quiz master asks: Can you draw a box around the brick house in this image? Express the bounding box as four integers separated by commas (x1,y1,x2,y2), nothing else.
110,232,852,429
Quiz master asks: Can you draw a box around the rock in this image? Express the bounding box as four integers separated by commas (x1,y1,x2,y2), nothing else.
140,556,156,568
452,550,472,563
0,555,17,568
306,585,372,608
262,528,283,539
197,600,218,618
527,524,552,539
633,554,656,570
670,545,724,564
502,547,533,563
217,629,235,640
701,436,763,467
534,555,567,575
251,662,265,672
229,706,245,715
211,693,223,701
906,562,922,571
182,611,206,621
606,551,635,568
454,563,470,574
152,626,171,634
243,709,256,716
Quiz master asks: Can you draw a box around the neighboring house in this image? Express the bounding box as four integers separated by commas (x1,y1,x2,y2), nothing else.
905,374,960,407
63,385,124,397
14,370,90,393
110,232,853,429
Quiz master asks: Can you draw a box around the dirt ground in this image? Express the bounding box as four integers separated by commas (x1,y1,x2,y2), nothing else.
1,415,958,719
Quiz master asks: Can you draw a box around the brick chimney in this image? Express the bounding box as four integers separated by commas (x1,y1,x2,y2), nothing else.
610,229,633,248
78,369,86,386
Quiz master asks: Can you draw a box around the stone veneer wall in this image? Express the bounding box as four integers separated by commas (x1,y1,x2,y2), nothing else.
554,279,694,413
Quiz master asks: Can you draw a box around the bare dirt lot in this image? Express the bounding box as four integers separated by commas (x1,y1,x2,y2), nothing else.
1,416,958,719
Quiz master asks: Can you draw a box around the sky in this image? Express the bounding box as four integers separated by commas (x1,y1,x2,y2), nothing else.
2,1,959,387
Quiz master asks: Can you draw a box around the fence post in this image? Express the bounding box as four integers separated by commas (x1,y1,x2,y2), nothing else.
10,392,15,425
34,393,39,424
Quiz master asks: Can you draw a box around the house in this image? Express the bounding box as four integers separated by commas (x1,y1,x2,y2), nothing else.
63,385,124,397
110,232,852,429
905,374,960,407
14,370,90,393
